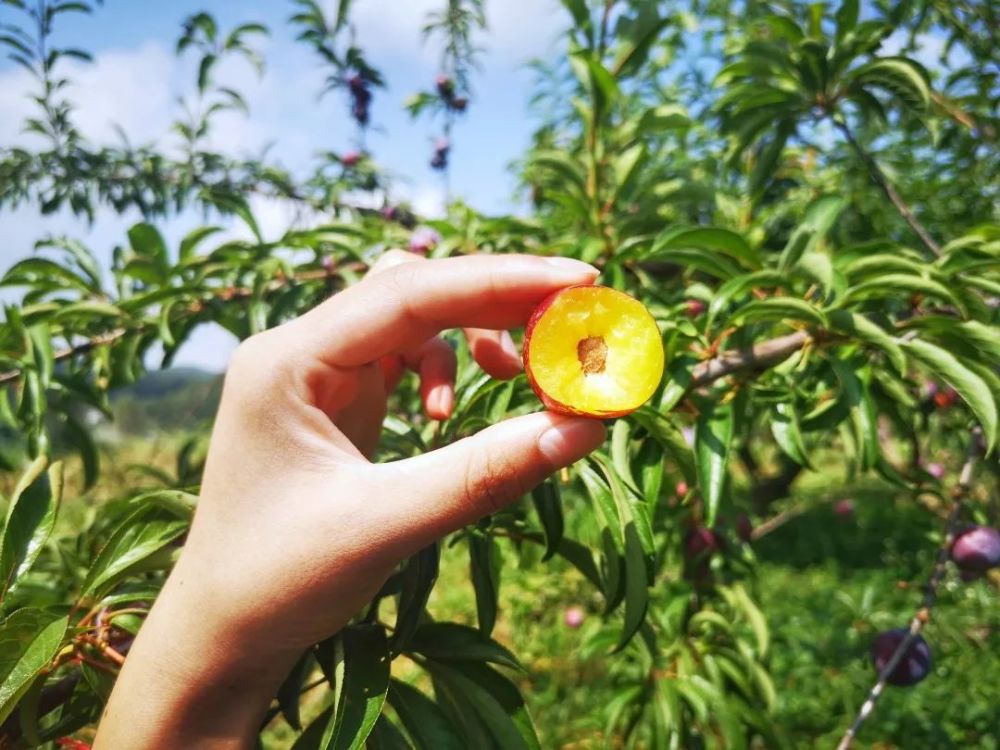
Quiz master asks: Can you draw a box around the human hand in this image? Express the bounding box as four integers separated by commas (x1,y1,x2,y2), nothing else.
95,252,606,749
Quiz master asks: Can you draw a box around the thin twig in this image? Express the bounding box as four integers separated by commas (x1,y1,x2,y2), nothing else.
835,430,982,750
833,117,942,258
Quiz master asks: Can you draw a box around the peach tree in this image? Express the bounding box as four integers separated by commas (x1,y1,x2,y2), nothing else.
0,0,997,747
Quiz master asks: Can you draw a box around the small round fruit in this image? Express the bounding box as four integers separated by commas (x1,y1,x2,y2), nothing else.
409,227,441,255
925,462,945,480
686,299,706,317
683,527,718,561
563,606,585,629
834,498,855,518
870,629,932,686
951,526,1000,573
523,285,664,418
736,513,753,543
675,480,689,497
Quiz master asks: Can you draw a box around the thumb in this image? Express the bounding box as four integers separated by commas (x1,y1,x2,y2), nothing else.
381,412,606,546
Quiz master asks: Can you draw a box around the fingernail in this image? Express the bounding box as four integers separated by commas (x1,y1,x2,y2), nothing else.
428,384,454,419
538,418,606,467
543,257,599,277
499,331,522,363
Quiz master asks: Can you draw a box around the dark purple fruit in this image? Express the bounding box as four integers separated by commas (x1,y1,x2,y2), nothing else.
870,628,932,686
683,527,718,561
352,102,370,126
436,73,455,99
736,513,753,543
450,96,468,112
347,73,366,93
951,526,1000,573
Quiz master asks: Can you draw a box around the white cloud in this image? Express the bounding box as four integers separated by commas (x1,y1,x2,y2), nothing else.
341,0,565,68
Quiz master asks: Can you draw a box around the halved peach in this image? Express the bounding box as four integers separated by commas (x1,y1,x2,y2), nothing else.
523,285,664,418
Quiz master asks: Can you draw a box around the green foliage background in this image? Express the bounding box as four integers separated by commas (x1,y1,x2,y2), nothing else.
0,0,998,747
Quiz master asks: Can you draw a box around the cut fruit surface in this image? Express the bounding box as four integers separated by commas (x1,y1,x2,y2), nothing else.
523,285,665,417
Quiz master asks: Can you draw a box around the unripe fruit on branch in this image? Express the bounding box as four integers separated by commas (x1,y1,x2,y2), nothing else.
430,137,451,171
522,285,665,418
951,526,1000,573
683,527,719,561
408,227,441,256
347,73,366,93
675,480,689,497
933,387,959,409
436,73,455,99
563,606,585,629
870,629,932,686
736,513,753,543
686,299,706,317
834,498,855,518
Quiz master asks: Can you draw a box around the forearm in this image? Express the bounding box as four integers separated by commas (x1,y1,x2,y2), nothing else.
94,555,297,750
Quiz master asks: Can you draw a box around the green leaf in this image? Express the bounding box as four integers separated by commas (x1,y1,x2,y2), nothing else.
844,273,964,313
178,226,222,261
632,408,696,485
706,270,786,330
127,223,168,268
618,523,649,649
391,544,439,654
530,480,563,561
0,609,69,725
730,297,826,328
407,623,520,671
425,660,541,750
826,309,906,374
612,11,670,78
653,227,760,270
770,402,813,469
779,196,846,270
850,57,931,110
0,458,62,597
276,651,312,731
321,626,390,750
695,399,734,526
468,533,500,636
388,680,464,750
903,339,998,448
81,505,188,598
835,0,859,38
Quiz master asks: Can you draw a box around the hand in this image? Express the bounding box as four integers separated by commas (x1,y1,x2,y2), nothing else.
95,253,607,749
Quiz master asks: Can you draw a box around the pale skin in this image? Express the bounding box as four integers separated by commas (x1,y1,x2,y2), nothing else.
94,252,607,749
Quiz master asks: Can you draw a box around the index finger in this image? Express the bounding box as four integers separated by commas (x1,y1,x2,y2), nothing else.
290,254,598,368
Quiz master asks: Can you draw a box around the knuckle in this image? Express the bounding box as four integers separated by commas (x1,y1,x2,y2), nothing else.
463,450,527,516
225,331,292,397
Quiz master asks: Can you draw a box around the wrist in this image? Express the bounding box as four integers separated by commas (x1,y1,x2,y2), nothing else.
95,552,299,749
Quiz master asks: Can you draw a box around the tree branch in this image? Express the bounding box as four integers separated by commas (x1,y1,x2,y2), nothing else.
833,117,942,258
0,265,358,386
688,330,813,390
835,430,983,750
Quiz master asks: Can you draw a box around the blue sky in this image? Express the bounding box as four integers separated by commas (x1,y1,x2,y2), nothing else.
0,0,569,368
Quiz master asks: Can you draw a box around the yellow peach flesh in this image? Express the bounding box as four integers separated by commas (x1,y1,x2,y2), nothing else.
526,286,664,415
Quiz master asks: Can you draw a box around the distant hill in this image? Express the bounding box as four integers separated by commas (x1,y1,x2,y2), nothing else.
109,367,223,437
